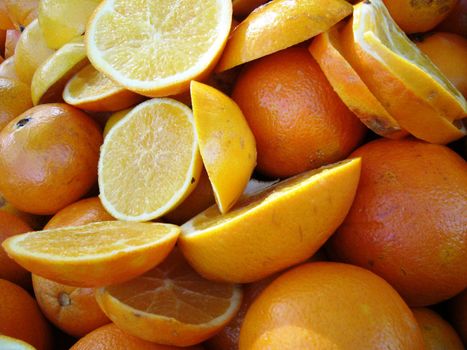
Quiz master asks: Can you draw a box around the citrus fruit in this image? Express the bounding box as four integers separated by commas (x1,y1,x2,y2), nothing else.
179,157,361,283
32,274,110,338
86,0,232,97
412,307,464,350
382,0,458,33
4,0,38,29
415,32,467,98
31,37,88,105
0,0,14,30
0,335,38,350
38,0,100,49
340,0,467,144
232,46,365,178
436,0,467,37
232,0,268,17
96,248,242,346
102,108,130,138
98,98,202,221
0,104,102,215
0,211,31,288
70,323,205,350
4,28,20,58
0,193,42,229
0,278,53,350
63,64,144,112
2,221,180,287
0,56,20,80
328,138,467,306
309,24,406,139
0,77,32,131
239,262,424,350
14,19,54,84
45,197,114,229
191,81,256,213
446,289,467,344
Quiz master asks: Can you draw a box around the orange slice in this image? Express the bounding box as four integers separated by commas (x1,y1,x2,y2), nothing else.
96,249,243,347
309,24,406,139
86,0,232,97
216,0,353,72
4,0,38,29
0,56,20,80
179,158,361,283
63,64,143,112
190,81,256,213
2,221,180,288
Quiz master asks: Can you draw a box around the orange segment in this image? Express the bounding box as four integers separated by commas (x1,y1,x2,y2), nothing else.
63,64,143,112
179,158,361,283
190,81,256,213
96,249,243,347
2,221,180,287
309,24,406,139
216,0,353,72
4,0,38,29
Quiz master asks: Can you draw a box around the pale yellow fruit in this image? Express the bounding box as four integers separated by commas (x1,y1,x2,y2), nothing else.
0,335,37,350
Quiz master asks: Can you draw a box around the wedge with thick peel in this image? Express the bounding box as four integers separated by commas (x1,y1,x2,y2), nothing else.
216,0,353,72
31,37,88,105
86,0,232,97
179,158,361,283
2,221,180,288
309,24,405,139
99,98,202,222
64,64,143,112
14,19,54,84
340,0,466,144
0,335,37,350
39,0,100,49
191,81,256,213
96,248,243,347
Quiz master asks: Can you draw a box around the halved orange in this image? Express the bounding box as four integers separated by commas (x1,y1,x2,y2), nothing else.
2,221,180,287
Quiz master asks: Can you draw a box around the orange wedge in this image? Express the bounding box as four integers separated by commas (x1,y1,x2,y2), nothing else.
309,24,406,139
216,0,353,72
190,81,256,213
0,56,19,80
340,0,466,144
4,29,20,59
232,0,268,17
96,249,243,347
86,0,232,97
179,158,361,283
4,0,38,29
63,64,143,112
0,1,14,30
2,221,180,287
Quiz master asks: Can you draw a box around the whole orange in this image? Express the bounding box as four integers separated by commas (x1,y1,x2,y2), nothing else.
436,0,467,37
415,32,467,98
232,46,365,178
0,104,102,215
239,262,424,349
0,211,31,288
328,139,467,306
0,278,53,350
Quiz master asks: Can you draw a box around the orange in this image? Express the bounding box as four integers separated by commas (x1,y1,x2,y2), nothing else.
232,46,365,178
45,197,114,229
447,289,467,345
412,307,464,350
0,77,32,131
0,56,20,80
328,139,467,306
232,0,268,17
0,0,14,30
0,211,31,288
382,0,458,33
415,32,467,98
436,0,467,37
0,104,102,215
239,262,424,349
70,323,205,350
4,0,38,29
0,29,5,55
0,192,42,229
4,28,19,58
0,278,53,350
96,248,242,346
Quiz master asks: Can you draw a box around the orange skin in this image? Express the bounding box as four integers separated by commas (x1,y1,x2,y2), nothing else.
412,308,464,350
328,138,467,306
232,46,366,178
70,323,205,350
415,32,467,98
436,0,467,36
0,104,103,215
239,262,424,349
0,211,31,288
0,279,53,350
0,77,33,133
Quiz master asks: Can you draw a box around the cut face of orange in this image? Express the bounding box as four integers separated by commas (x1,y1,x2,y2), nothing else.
2,221,180,288
216,0,353,72
86,0,232,97
179,158,361,283
96,249,243,347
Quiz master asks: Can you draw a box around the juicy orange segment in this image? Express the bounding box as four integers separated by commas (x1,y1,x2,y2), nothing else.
2,221,180,288
96,249,243,347
216,0,353,72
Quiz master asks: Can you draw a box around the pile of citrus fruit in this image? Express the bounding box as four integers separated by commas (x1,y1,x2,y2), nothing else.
0,0,466,349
